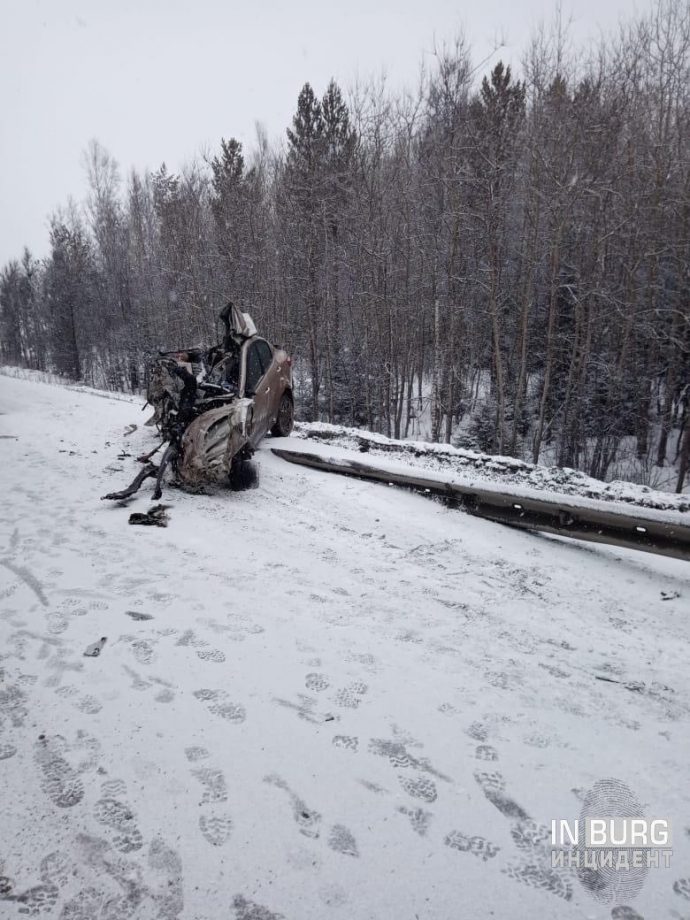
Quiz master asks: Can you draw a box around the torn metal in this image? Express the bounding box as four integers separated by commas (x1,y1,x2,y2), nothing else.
102,302,294,502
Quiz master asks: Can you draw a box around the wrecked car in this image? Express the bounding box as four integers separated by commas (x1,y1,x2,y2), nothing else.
103,302,294,501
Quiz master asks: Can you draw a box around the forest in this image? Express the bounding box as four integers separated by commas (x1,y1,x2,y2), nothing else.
1,0,689,490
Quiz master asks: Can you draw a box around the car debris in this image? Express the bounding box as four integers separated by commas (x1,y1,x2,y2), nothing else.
594,675,645,691
103,462,157,501
128,504,170,527
84,637,108,657
125,610,154,621
102,302,294,502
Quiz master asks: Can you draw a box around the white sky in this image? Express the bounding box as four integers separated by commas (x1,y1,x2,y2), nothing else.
0,0,650,266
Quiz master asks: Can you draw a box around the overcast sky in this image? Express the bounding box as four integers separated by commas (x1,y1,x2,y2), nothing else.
1,0,651,267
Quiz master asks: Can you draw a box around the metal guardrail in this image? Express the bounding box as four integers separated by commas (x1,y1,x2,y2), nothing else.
272,447,690,562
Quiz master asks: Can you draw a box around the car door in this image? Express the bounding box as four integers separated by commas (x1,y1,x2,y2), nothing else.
241,339,275,446
255,339,283,426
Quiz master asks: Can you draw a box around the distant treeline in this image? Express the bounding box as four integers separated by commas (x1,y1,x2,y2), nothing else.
1,0,689,489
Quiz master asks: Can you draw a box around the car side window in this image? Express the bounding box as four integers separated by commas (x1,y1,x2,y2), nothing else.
245,343,263,394
257,340,273,375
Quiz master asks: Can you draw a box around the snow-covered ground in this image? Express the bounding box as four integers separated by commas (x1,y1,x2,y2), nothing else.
1,374,690,920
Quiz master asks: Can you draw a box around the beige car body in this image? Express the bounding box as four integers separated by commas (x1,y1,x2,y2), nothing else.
178,336,293,488
239,337,293,447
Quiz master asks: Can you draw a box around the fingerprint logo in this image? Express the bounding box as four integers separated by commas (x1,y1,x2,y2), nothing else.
577,778,647,904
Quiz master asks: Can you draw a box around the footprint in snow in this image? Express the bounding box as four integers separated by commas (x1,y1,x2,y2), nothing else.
186,746,233,847
333,681,368,708
332,735,358,752
328,824,359,857
444,830,500,861
193,688,246,723
398,806,432,836
475,744,498,761
398,774,438,803
33,734,84,808
197,648,226,663
264,774,322,839
55,684,103,715
93,792,144,853
305,672,330,692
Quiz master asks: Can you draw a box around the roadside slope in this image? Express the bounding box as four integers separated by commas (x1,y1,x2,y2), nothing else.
295,420,690,514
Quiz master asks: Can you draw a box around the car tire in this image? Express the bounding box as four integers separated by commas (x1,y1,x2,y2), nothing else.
271,393,294,437
229,458,259,491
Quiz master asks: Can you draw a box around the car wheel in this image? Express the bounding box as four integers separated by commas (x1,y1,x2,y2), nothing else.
271,393,294,437
229,458,259,491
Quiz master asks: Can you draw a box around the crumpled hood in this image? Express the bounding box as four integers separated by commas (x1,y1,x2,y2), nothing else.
178,397,254,485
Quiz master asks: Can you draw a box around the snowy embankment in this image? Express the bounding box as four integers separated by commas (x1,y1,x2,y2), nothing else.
294,422,690,514
1,373,690,920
